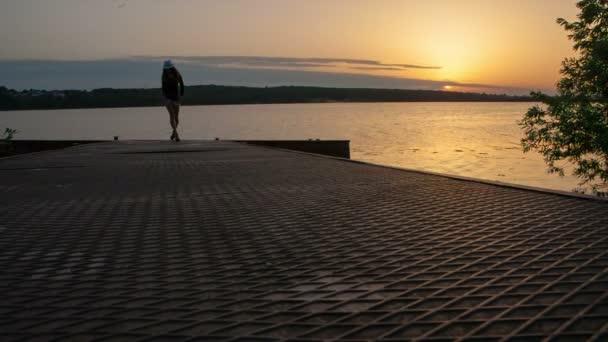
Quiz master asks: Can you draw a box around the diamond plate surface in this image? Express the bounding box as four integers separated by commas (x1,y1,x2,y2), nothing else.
0,141,607,341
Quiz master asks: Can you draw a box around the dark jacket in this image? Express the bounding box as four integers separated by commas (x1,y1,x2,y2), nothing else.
162,69,184,101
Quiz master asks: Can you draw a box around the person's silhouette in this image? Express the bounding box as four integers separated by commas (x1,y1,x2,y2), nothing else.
161,60,185,142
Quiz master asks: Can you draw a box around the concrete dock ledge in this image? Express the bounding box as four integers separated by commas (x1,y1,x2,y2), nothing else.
3,139,351,159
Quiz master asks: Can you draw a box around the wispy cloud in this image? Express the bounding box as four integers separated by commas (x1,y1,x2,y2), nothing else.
139,55,442,71
0,58,532,94
350,67,405,71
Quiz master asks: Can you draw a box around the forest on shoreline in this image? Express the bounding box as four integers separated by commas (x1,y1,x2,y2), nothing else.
0,85,533,111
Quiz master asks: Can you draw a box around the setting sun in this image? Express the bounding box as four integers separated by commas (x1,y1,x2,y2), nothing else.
443,85,453,90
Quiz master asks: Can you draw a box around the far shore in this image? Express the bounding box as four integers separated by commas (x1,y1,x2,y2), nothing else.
1,85,534,111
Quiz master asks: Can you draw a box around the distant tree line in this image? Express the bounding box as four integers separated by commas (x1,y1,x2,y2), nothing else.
0,85,533,111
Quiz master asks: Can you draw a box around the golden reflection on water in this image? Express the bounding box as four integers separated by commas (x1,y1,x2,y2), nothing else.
345,103,584,193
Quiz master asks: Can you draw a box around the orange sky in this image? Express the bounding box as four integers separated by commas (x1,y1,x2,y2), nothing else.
0,0,580,92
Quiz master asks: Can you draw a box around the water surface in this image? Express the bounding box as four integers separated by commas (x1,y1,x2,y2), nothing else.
0,102,587,192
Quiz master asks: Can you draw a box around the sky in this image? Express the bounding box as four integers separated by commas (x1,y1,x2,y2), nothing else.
0,0,580,94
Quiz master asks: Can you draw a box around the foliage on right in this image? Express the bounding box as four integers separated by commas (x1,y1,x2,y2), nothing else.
520,0,608,187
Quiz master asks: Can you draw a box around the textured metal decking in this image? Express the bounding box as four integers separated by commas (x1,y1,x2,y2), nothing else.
0,141,607,341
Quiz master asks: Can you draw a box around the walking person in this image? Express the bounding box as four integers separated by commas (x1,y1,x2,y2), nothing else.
162,60,185,141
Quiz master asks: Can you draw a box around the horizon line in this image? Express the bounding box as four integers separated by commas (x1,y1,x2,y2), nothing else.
2,83,535,97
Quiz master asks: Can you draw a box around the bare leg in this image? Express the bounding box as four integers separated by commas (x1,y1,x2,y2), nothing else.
174,104,181,141
166,103,177,139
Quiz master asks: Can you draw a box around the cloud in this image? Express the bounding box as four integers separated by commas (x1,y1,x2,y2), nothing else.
0,58,531,94
140,55,442,71
350,67,405,71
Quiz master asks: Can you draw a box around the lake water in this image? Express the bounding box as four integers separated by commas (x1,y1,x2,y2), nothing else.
0,102,590,193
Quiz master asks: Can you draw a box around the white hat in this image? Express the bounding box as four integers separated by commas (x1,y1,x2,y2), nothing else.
163,60,175,69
